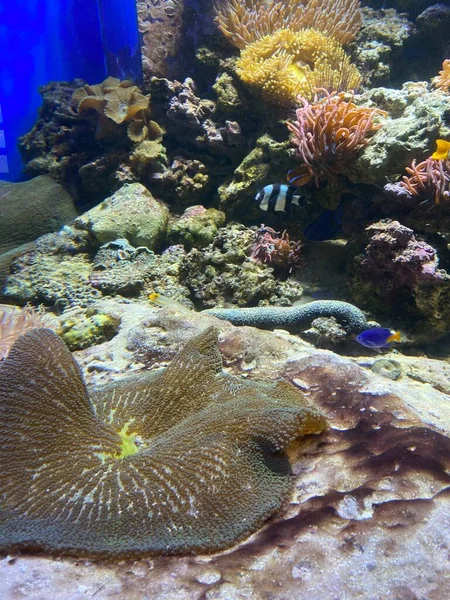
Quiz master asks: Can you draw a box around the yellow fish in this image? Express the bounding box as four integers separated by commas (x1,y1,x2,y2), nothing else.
148,292,192,312
431,139,450,160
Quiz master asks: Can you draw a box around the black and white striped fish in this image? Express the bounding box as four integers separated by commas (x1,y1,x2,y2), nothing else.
255,184,310,214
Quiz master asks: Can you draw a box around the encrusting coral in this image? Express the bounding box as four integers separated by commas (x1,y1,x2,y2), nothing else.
72,77,160,142
432,59,450,93
287,90,387,186
0,326,326,557
236,28,361,105
214,0,362,50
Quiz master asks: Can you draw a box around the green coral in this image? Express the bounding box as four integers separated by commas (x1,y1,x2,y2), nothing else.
167,206,226,249
59,310,120,350
212,72,245,112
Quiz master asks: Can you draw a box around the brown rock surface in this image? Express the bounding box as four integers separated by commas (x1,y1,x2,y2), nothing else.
2,298,450,599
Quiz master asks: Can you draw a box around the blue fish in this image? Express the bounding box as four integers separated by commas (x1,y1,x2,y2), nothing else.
303,204,344,241
356,328,401,349
255,184,310,214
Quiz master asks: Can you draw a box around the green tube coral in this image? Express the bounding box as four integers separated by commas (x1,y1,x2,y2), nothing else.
204,300,368,334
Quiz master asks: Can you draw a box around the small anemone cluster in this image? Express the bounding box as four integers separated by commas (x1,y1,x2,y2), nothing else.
72,76,163,142
399,156,450,209
250,225,303,274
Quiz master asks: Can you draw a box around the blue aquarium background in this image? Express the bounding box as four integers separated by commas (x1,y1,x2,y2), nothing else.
0,0,141,181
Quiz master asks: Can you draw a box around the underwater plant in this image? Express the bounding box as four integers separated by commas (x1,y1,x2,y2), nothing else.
0,326,326,557
287,90,387,186
72,76,160,142
399,157,450,208
432,59,450,93
235,28,360,105
214,0,362,50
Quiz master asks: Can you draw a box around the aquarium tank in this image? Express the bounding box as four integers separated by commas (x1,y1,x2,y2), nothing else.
1,1,450,598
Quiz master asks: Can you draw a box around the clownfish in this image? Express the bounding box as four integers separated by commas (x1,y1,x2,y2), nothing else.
255,183,310,214
356,327,401,349
431,139,450,161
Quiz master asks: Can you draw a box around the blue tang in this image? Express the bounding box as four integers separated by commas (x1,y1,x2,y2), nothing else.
356,328,401,349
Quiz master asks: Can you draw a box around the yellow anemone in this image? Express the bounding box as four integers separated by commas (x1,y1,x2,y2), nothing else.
236,28,360,106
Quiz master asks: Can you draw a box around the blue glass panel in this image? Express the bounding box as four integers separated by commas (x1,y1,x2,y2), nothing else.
0,0,141,182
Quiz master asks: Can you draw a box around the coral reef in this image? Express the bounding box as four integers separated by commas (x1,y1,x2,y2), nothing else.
2,237,101,310
0,326,326,557
4,0,450,592
347,83,450,183
0,176,77,254
347,220,450,334
287,90,386,186
204,299,368,334
163,77,246,158
137,0,185,83
214,0,362,49
180,224,305,307
218,134,295,214
18,80,91,187
90,239,158,297
235,28,360,105
350,8,413,87
148,156,212,209
4,302,450,596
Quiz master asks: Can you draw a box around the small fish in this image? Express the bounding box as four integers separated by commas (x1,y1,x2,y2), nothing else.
287,167,313,186
255,184,309,214
148,292,192,312
356,327,401,349
431,139,450,161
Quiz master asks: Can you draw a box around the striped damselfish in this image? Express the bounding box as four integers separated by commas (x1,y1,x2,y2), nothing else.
255,183,310,214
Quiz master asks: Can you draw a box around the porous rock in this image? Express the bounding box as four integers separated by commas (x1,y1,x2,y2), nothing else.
349,83,450,183
74,183,169,250
347,219,450,334
167,205,226,249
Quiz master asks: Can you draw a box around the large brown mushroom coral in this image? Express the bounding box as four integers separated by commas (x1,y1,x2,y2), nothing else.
72,77,156,142
0,326,327,558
